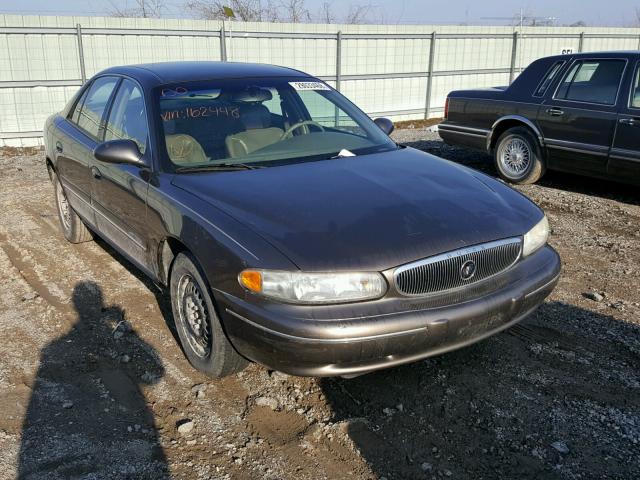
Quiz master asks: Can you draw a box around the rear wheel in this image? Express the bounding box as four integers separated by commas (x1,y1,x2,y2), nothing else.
494,127,545,184
52,171,93,243
170,252,248,377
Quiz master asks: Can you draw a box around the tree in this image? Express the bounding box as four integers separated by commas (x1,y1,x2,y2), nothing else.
317,1,335,24
345,3,372,24
280,0,311,23
108,0,165,18
185,0,266,21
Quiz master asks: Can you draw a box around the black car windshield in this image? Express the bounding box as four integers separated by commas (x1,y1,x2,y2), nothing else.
155,77,397,170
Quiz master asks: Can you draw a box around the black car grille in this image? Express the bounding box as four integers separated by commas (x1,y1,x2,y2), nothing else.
394,238,522,296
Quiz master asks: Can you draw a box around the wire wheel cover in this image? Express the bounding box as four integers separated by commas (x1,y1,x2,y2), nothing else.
500,137,531,176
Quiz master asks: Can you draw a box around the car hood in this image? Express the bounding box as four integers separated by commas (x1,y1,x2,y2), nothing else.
171,147,542,271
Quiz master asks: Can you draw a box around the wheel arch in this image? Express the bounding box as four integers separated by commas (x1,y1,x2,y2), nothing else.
488,115,544,152
158,236,188,286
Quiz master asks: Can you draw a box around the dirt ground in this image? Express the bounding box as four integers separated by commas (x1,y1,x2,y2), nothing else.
0,129,638,480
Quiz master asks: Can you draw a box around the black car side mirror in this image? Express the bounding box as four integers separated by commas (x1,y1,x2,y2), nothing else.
374,117,394,135
94,139,146,167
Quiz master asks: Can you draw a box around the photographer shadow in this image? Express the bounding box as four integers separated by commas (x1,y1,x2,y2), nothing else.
18,281,169,479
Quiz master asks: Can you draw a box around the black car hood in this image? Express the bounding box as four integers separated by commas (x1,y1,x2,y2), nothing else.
171,147,542,271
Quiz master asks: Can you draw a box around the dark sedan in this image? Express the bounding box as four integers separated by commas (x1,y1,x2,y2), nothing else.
440,51,640,185
44,62,560,377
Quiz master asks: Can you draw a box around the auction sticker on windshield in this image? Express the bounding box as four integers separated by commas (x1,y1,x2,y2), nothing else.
289,81,331,91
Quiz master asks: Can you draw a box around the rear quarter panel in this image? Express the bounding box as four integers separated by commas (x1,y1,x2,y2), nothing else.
441,57,561,150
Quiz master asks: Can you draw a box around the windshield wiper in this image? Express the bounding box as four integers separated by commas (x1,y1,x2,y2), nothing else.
176,163,262,173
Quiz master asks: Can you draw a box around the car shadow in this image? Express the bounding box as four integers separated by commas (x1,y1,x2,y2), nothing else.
318,301,640,479
402,138,640,206
17,280,169,479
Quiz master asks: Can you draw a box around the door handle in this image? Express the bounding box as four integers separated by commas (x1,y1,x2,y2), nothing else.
619,118,638,126
545,108,564,116
91,166,102,179
55,141,63,153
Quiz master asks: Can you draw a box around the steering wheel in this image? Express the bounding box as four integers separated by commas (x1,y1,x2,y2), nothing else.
280,120,325,140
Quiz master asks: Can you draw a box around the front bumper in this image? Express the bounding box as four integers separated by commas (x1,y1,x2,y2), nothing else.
215,245,561,377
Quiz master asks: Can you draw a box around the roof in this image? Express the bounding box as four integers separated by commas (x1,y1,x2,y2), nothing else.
98,61,309,86
541,50,640,62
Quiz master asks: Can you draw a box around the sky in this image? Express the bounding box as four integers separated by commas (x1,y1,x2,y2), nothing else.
0,0,638,27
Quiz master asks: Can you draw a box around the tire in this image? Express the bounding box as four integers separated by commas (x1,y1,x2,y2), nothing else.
169,252,248,378
52,171,93,243
493,127,545,184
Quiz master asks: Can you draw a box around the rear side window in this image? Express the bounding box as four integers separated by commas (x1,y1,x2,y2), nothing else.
69,88,90,124
555,59,625,105
630,64,640,108
533,61,565,97
75,76,119,138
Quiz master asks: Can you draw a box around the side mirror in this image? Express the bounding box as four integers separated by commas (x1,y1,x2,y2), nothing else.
374,117,394,135
94,139,146,167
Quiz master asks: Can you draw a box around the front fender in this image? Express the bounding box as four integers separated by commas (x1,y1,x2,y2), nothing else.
145,175,298,296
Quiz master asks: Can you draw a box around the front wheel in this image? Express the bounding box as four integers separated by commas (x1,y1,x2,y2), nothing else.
493,127,545,184
52,171,93,243
170,252,248,378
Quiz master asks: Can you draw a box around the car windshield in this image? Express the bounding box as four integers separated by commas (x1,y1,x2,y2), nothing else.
155,77,397,170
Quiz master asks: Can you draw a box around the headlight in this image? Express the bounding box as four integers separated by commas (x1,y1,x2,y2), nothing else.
239,269,387,304
522,216,549,257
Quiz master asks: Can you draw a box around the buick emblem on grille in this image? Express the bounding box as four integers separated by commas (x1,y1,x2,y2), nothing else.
460,260,477,280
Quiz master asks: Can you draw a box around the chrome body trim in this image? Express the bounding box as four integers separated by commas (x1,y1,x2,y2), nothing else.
545,138,609,157
439,124,490,139
610,147,640,162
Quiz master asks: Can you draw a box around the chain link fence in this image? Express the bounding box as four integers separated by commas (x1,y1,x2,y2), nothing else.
2,15,640,146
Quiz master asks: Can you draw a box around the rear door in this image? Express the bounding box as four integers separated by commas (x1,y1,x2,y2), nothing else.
56,76,119,223
91,78,151,268
609,61,640,183
537,58,626,176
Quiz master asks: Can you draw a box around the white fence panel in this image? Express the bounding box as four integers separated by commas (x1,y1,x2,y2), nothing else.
1,14,640,146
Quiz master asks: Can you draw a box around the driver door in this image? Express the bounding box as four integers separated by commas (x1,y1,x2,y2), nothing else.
91,78,151,269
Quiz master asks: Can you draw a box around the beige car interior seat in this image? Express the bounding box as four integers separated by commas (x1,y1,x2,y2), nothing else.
165,134,208,165
225,89,284,158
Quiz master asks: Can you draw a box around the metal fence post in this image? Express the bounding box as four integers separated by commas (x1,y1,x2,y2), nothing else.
578,32,585,52
76,24,86,83
219,25,227,61
335,30,342,92
509,31,518,84
424,32,436,119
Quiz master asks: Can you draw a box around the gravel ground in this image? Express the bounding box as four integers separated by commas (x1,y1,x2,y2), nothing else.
0,129,638,479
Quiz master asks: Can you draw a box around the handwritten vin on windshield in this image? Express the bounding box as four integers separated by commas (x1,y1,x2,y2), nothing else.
161,105,240,121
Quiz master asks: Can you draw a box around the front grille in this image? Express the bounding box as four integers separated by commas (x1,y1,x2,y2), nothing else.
394,238,522,296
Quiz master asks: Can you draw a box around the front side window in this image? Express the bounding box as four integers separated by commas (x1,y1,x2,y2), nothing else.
104,79,148,154
76,76,119,138
155,77,396,169
555,60,625,105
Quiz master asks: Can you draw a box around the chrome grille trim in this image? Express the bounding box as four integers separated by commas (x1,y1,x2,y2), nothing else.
394,237,522,296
